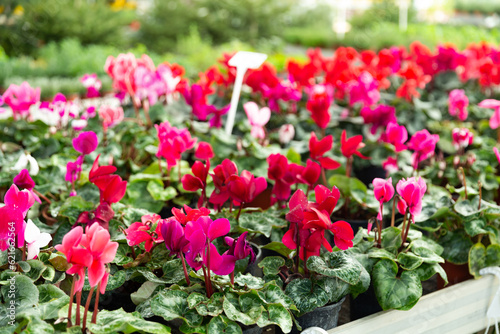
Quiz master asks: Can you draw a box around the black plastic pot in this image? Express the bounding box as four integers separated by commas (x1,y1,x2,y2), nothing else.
353,164,386,186
245,242,264,277
278,297,346,334
349,283,382,321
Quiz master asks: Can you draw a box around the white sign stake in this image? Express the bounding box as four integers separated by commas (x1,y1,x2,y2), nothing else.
224,51,267,135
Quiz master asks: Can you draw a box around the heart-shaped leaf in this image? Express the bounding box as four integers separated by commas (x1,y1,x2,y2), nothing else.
373,259,422,310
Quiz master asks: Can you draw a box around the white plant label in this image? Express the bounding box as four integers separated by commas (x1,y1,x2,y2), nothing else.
225,51,267,135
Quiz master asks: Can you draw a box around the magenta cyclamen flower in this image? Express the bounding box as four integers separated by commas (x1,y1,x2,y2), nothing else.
360,104,397,134
372,178,395,230
156,121,197,168
407,129,439,170
184,216,235,275
13,169,40,203
348,71,380,107
161,219,190,257
73,131,99,155
448,89,469,121
381,122,408,152
224,231,256,263
452,128,473,150
396,177,427,219
478,99,500,129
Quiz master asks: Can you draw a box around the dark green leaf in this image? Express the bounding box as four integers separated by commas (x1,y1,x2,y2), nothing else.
373,259,422,310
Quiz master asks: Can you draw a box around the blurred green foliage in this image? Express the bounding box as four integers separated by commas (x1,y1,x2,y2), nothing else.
0,0,134,57
137,0,297,53
454,0,500,14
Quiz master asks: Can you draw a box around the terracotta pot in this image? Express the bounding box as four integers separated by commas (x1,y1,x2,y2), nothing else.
437,261,472,289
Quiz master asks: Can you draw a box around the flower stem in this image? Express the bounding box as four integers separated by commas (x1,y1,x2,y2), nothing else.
33,189,51,204
236,205,243,222
401,212,412,248
458,167,467,199
206,244,213,298
390,196,397,227
91,283,101,324
346,157,353,178
180,253,191,285
321,167,327,186
67,277,75,328
75,290,82,326
22,239,26,261
478,181,483,210
400,211,408,246
143,99,152,128
82,286,95,332
230,271,235,286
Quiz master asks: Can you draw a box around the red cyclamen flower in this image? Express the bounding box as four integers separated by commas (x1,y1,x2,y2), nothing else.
309,132,341,169
340,130,369,159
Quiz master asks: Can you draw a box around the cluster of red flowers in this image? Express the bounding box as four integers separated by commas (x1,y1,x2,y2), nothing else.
76,155,127,229
283,185,354,261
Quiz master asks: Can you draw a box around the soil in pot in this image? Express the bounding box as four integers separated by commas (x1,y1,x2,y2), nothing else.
276,297,346,334
437,261,473,289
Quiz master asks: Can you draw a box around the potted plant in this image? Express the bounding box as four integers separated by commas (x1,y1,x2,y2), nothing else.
256,185,369,333
347,176,449,312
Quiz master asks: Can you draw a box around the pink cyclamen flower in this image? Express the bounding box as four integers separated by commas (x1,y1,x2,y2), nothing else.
396,177,427,219
0,206,24,251
381,122,408,152
478,99,500,129
55,226,92,292
99,105,124,130
124,214,163,252
360,104,397,134
494,147,500,164
372,178,395,229
244,102,271,140
407,129,439,170
348,71,380,107
452,128,473,150
278,124,295,144
80,74,102,98
79,223,118,292
4,184,35,218
448,89,469,121
382,156,399,174
66,156,84,183
73,131,99,155
3,82,41,117
156,121,197,168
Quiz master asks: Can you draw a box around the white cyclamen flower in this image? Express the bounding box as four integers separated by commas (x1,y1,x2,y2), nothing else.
24,219,52,260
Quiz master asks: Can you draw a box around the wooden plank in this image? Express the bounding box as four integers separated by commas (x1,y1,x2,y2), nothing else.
329,275,498,334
